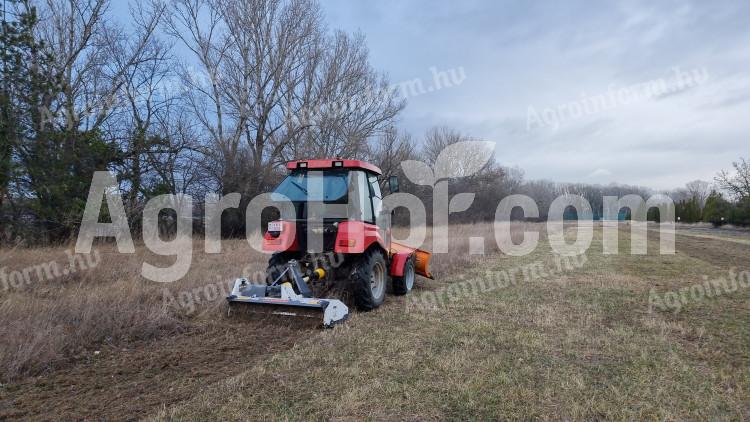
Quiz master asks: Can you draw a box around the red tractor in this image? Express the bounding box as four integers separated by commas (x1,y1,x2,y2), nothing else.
227,159,432,327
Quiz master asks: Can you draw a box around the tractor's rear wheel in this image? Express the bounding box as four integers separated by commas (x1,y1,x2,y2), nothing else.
351,249,387,311
392,256,415,295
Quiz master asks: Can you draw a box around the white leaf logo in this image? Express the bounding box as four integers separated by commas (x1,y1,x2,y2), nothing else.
434,141,495,180
401,160,435,186
449,192,475,213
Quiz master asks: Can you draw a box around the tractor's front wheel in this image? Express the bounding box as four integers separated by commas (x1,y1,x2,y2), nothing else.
351,249,387,311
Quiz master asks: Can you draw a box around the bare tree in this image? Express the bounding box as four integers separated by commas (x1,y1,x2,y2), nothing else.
716,158,750,200
216,0,323,194
421,126,494,179
107,7,179,226
166,0,403,199
165,0,244,196
145,105,207,196
368,126,415,185
422,126,465,165
685,180,711,209
289,31,404,161
36,0,166,131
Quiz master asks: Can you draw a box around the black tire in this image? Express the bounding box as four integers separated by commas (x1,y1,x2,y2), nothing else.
266,253,293,285
351,248,388,311
392,256,415,295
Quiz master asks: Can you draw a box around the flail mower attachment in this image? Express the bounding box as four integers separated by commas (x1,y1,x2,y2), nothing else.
226,260,349,328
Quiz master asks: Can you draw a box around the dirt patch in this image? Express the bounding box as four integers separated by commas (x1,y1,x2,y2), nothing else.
0,315,316,421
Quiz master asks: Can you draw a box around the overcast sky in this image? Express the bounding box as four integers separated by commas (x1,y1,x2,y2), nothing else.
321,0,750,189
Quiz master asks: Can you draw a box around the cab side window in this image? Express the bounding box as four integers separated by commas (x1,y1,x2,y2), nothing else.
368,174,382,221
355,171,374,223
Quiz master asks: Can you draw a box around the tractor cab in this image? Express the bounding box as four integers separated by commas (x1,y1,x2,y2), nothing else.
271,160,384,226
264,159,391,255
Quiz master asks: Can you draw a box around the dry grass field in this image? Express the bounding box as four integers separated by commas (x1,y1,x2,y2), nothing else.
1,223,749,420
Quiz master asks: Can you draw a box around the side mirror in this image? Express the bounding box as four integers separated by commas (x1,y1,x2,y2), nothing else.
388,175,400,193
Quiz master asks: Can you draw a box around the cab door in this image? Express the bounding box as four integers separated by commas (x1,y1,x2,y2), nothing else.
368,173,391,250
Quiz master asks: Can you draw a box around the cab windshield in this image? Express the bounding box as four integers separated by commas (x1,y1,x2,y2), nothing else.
272,169,349,203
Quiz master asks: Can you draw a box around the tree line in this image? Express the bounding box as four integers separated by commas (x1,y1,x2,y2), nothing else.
1,0,747,246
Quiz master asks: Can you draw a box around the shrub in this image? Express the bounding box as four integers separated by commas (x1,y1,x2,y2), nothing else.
702,191,733,226
730,197,750,226
676,197,702,223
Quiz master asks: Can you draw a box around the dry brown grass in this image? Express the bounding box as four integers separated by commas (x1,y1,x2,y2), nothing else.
0,237,269,380
9,222,745,420
149,224,749,421
0,223,530,382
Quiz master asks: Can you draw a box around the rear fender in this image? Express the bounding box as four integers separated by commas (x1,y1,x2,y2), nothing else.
389,251,411,277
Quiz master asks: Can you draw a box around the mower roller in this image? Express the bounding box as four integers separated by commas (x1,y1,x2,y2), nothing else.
226,158,433,328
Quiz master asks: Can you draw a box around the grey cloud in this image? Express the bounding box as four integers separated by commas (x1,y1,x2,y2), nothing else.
328,1,750,189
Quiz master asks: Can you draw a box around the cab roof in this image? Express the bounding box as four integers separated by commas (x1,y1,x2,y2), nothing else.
286,159,382,175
